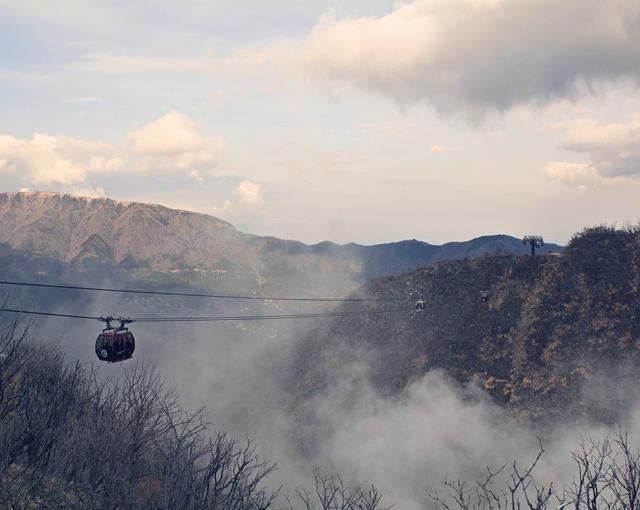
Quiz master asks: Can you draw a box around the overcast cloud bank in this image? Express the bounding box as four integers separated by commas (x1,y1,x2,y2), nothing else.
223,0,639,118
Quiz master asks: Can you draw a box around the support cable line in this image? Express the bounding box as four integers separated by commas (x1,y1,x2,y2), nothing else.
132,308,406,322
0,306,406,323
0,308,99,321
0,279,399,303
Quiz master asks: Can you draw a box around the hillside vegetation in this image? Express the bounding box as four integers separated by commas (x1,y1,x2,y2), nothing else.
0,319,389,509
295,226,640,420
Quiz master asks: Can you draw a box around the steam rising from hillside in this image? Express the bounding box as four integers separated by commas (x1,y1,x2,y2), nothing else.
125,312,636,508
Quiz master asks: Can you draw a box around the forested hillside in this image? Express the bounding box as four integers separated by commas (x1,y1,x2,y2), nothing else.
295,226,640,421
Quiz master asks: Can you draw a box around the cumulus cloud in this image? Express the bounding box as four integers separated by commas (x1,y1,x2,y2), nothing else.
0,133,109,185
0,110,229,187
127,110,228,179
235,179,262,205
129,111,207,155
545,117,640,187
561,118,640,177
237,0,640,116
544,162,603,188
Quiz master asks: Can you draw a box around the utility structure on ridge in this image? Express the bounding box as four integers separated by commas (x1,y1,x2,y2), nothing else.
523,235,544,256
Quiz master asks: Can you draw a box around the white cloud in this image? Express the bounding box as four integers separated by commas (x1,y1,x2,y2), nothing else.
0,133,106,185
0,111,229,187
561,118,640,177
127,110,228,179
88,156,123,173
235,179,262,205
544,162,601,188
129,110,210,155
545,116,640,188
232,0,640,116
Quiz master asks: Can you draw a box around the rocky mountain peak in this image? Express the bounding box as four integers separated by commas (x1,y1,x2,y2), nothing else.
0,191,241,269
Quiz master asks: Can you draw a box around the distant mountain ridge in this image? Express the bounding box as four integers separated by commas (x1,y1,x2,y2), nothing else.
0,192,562,296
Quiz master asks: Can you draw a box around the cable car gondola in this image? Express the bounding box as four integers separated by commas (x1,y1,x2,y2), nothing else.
95,317,135,363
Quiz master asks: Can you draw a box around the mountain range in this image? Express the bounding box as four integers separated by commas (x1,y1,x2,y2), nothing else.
0,192,562,297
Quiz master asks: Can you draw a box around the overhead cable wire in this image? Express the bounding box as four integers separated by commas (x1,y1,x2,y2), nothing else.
0,280,398,303
0,308,99,321
0,307,406,323
132,308,406,322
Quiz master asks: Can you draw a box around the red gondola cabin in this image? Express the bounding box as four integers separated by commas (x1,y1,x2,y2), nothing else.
95,327,135,363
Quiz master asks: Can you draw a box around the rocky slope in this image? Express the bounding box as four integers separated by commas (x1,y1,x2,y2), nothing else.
0,192,561,297
0,191,246,270
294,226,640,420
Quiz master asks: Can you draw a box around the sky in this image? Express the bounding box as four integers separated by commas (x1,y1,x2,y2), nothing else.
0,0,639,245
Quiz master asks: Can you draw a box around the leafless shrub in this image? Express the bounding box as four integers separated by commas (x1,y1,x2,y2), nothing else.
287,467,388,510
431,433,640,510
0,315,386,510
430,440,552,510
0,317,279,509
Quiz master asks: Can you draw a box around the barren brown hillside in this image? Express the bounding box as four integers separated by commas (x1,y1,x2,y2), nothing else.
295,226,640,420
